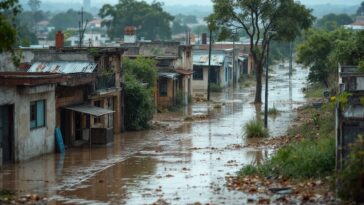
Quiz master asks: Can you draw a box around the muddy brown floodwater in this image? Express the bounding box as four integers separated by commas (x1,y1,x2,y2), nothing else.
0,65,309,205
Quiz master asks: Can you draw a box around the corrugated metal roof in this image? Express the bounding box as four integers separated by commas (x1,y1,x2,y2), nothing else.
344,105,364,119
28,61,97,73
192,54,225,66
66,104,114,117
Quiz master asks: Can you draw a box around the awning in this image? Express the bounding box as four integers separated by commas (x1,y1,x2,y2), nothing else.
159,72,180,79
238,57,247,61
66,104,114,117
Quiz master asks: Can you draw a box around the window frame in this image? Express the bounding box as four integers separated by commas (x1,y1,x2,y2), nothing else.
193,67,203,80
30,100,46,129
159,78,168,97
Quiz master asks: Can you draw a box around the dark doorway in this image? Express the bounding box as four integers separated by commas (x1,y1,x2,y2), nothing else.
0,105,14,164
75,112,82,141
210,67,219,84
60,109,71,147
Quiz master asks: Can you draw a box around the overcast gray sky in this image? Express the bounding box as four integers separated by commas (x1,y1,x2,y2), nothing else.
47,0,363,6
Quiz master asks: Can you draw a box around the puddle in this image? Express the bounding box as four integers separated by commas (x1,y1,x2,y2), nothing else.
0,65,309,204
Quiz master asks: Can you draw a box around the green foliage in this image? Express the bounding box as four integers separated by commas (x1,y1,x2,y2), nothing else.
99,0,173,40
338,92,352,108
210,83,223,92
357,1,364,16
123,57,158,130
123,57,158,88
208,0,314,103
243,119,269,138
50,9,93,29
124,73,154,130
172,20,190,35
0,190,15,200
239,164,258,176
175,14,197,24
316,13,353,31
0,0,21,52
304,84,325,98
241,103,336,179
358,60,364,73
298,28,364,86
268,106,280,116
337,136,364,203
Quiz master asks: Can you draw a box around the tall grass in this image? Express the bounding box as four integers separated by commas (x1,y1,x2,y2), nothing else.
240,102,336,179
243,119,269,138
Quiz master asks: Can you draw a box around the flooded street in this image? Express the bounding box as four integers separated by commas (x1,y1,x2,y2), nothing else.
0,65,309,205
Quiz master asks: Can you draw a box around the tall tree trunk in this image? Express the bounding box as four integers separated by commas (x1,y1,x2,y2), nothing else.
254,60,263,104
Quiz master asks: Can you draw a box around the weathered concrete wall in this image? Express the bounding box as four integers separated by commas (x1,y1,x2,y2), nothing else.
192,67,208,98
158,79,175,107
0,86,16,105
15,85,56,162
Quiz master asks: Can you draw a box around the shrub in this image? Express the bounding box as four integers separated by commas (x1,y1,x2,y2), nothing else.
268,106,280,116
337,136,364,203
243,119,269,138
210,83,223,92
240,102,336,179
124,73,155,130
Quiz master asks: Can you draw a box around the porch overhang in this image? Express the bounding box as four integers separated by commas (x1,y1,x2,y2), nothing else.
65,104,114,117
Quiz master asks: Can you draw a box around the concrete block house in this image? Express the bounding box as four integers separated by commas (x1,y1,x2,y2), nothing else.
0,72,64,165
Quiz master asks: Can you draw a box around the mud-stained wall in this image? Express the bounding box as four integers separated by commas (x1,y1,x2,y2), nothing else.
0,85,56,162
15,85,56,162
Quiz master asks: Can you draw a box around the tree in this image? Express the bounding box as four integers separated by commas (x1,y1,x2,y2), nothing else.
123,57,158,130
208,0,314,103
172,20,190,35
50,9,93,29
27,0,40,12
99,0,174,40
175,14,198,24
357,1,364,16
0,0,21,52
296,28,361,87
316,13,353,31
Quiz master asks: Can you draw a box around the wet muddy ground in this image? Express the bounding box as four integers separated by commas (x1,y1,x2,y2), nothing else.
0,65,309,204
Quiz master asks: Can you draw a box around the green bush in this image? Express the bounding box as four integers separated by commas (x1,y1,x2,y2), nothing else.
210,83,223,92
243,119,269,138
240,102,336,179
124,74,155,130
268,106,280,116
338,136,364,203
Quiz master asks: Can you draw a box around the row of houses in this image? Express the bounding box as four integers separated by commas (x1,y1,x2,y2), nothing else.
0,33,254,166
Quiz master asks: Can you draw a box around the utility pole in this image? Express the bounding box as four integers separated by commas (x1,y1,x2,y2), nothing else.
232,29,236,88
207,29,212,101
78,7,89,48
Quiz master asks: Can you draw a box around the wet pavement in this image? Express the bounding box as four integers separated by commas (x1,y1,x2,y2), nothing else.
0,65,309,204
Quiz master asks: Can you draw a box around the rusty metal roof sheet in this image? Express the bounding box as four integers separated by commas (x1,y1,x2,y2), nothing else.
192,53,225,66
28,61,97,73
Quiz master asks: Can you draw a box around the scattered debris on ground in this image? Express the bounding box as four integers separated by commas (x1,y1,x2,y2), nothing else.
184,114,209,122
226,175,338,204
0,192,48,205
